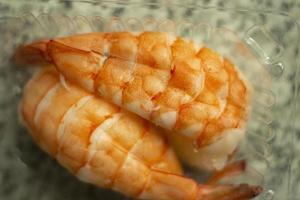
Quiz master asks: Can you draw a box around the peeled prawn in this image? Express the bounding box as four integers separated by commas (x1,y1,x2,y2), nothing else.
15,31,250,170
19,67,261,200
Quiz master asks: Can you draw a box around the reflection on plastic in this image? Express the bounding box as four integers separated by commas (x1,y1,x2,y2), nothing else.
245,25,283,64
126,17,143,32
73,15,93,34
262,190,275,200
106,17,125,32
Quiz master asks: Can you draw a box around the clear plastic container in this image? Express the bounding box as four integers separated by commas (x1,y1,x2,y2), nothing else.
0,1,298,200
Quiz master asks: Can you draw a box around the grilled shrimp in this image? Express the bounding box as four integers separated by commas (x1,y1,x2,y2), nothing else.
19,67,261,200
15,31,250,170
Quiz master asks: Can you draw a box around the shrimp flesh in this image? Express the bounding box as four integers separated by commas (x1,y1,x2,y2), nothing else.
19,67,261,199
15,32,251,170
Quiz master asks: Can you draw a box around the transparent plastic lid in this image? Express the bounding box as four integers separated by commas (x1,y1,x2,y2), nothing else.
0,1,298,200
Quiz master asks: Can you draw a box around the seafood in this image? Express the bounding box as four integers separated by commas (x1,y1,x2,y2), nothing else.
15,31,250,170
19,67,261,200
167,58,249,170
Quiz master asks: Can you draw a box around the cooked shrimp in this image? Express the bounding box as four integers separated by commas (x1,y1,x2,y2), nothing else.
15,31,251,170
168,57,250,170
19,67,261,199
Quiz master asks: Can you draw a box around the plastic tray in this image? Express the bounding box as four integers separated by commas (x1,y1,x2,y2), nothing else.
0,1,298,200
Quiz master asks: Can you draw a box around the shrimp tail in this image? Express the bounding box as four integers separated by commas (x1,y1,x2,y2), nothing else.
198,184,262,200
138,168,262,200
207,160,246,184
14,40,50,66
201,160,262,200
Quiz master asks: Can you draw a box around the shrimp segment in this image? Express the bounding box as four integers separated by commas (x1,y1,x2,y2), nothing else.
15,32,250,170
20,67,261,199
